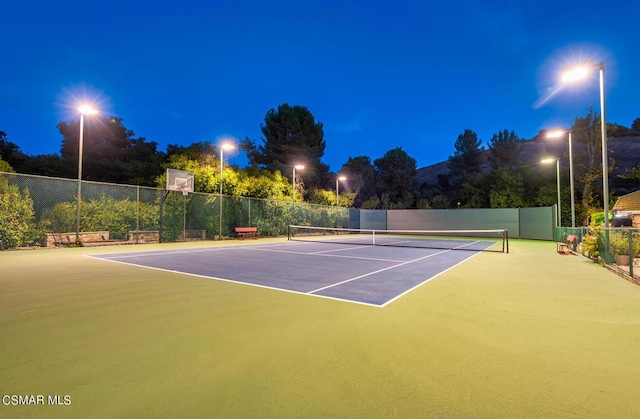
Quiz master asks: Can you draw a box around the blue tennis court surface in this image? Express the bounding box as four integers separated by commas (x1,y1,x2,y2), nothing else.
90,240,495,307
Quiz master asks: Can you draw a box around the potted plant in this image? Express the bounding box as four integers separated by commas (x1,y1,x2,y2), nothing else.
610,232,631,266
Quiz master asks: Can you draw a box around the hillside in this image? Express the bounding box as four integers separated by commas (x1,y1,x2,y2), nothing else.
416,136,640,193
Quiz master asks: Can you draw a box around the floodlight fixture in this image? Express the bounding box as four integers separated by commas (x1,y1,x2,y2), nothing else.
292,165,305,200
561,65,591,83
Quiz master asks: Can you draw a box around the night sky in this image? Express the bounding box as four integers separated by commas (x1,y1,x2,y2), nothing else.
1,0,638,171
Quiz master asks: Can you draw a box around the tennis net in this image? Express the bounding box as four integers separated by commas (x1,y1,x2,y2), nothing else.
288,225,509,253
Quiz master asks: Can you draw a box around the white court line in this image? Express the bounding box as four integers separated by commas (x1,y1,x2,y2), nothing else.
379,250,484,307
307,249,451,294
88,241,486,308
310,245,374,254
90,255,384,308
376,239,490,250
87,241,311,260
454,240,484,249
248,247,406,263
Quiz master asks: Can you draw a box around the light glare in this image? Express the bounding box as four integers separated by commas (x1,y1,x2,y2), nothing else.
78,104,98,115
546,130,566,138
561,66,590,83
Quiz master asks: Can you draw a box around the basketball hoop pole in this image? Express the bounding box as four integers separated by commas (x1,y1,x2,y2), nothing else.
183,189,187,241
164,169,194,243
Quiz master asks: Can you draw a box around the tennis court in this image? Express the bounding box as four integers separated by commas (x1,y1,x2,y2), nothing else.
91,232,502,306
3,238,640,418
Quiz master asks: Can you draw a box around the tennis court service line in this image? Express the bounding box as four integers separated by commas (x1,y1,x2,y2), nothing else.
248,246,406,263
88,241,309,260
307,249,451,294
378,238,487,250
454,240,484,249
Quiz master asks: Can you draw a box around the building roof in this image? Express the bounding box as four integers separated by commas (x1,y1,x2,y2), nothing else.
613,189,640,211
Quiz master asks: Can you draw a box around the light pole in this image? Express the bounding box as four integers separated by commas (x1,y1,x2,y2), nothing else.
547,129,575,227
561,61,609,230
542,158,561,227
219,142,235,239
75,105,98,244
219,142,235,194
336,175,346,206
292,164,304,200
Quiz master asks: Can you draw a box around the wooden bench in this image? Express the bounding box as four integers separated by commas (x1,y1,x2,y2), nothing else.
51,233,73,247
557,234,576,254
235,227,260,240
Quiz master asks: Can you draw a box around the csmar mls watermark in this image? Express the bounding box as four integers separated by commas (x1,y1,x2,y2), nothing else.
2,395,71,406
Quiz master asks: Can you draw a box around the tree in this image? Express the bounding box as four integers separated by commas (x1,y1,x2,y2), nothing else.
123,138,165,186
232,168,295,201
460,173,491,208
488,129,522,169
58,116,164,185
165,141,218,166
488,168,526,208
447,129,484,182
17,154,67,177
0,155,13,173
245,104,330,189
160,144,219,194
444,129,484,204
339,156,377,207
373,147,417,208
161,145,296,201
306,188,356,207
632,118,640,134
0,132,29,171
618,163,640,192
571,107,613,219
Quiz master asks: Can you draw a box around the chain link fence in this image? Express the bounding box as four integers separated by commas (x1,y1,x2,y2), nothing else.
0,172,349,249
5,171,638,282
557,226,640,282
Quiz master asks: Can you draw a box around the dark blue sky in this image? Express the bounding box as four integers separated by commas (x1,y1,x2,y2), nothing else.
1,1,638,171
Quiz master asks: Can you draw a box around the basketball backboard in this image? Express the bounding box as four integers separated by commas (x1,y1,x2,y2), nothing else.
166,169,194,195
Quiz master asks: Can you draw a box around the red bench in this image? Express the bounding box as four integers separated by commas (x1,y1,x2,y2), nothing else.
235,227,260,240
557,235,576,254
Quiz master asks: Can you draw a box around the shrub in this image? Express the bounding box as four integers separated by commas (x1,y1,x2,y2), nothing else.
40,196,159,240
0,179,38,248
582,233,600,261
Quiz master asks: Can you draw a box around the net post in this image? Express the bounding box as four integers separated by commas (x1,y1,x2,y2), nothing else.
287,225,291,241
504,229,509,253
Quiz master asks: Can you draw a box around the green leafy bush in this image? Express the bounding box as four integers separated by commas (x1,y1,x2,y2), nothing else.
40,196,159,240
590,212,605,227
0,178,38,248
582,233,600,261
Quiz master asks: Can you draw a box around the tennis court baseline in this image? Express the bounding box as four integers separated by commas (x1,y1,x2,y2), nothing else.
91,238,497,307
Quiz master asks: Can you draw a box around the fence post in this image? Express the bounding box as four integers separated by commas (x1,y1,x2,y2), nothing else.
629,231,634,278
136,185,140,239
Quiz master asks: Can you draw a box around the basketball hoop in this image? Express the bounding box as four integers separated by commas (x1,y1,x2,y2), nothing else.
166,169,194,195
